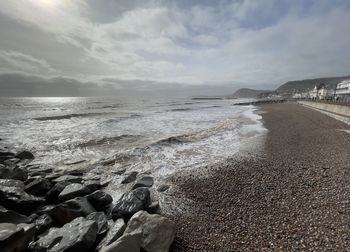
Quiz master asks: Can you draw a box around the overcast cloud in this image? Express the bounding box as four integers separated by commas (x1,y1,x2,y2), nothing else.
0,0,350,96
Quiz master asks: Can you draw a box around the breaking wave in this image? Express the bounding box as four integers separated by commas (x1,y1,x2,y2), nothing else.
33,112,110,121
151,117,240,147
75,135,141,148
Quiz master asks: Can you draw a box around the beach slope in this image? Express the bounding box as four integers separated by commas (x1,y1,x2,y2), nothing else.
172,103,350,251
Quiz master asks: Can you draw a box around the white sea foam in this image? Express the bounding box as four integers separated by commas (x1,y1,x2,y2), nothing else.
0,97,267,179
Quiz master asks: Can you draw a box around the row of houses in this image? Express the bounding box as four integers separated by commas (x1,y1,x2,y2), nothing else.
292,79,350,102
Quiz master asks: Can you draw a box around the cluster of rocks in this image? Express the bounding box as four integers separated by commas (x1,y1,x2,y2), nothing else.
0,148,175,252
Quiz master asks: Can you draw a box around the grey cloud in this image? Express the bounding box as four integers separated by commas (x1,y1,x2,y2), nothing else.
0,50,56,74
0,0,349,95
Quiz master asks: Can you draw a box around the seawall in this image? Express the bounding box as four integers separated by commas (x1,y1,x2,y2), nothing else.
297,101,350,124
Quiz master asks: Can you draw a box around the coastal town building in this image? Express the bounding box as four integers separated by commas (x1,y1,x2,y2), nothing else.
335,79,350,101
308,84,330,100
292,92,302,99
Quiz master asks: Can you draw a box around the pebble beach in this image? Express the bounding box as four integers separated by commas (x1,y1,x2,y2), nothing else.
171,103,350,251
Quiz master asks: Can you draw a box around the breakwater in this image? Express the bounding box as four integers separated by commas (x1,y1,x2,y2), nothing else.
234,99,286,106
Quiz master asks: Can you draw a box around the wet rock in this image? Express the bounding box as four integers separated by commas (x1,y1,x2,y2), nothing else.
0,206,31,224
34,214,54,235
27,165,53,177
44,172,64,181
100,158,117,166
112,187,150,219
121,171,138,184
66,169,84,176
25,176,42,185
148,201,161,214
29,217,98,252
46,197,96,225
45,181,69,203
99,231,142,252
114,168,126,175
0,179,45,214
97,218,126,250
0,152,15,164
86,212,108,237
0,151,15,157
124,210,176,252
64,159,86,165
0,165,28,181
132,175,154,189
0,223,22,248
25,178,52,197
0,223,35,252
3,158,21,166
84,180,103,192
87,190,113,211
157,184,170,192
15,150,34,160
0,178,24,188
58,183,91,202
52,175,83,184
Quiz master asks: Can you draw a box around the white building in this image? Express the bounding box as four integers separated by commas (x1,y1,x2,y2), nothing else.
292,92,302,99
309,84,327,99
335,79,350,101
317,85,328,99
309,86,318,99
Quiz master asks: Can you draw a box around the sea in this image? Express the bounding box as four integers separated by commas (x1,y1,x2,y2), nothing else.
0,97,266,179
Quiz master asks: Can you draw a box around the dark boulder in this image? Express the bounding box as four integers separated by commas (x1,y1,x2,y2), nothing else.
112,187,150,219
0,223,35,252
121,171,138,184
29,217,98,252
132,175,154,189
0,206,31,224
0,179,45,214
34,213,54,235
45,197,96,226
0,165,28,181
45,181,69,203
58,183,91,202
87,190,113,211
86,212,108,237
15,150,34,160
96,218,126,250
25,178,52,197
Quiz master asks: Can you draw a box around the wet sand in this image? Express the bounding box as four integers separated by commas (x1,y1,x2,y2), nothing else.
171,103,350,251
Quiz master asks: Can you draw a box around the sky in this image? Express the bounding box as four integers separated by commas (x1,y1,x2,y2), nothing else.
0,0,350,96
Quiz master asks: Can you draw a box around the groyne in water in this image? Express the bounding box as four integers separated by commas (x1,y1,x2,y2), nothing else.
234,99,286,106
